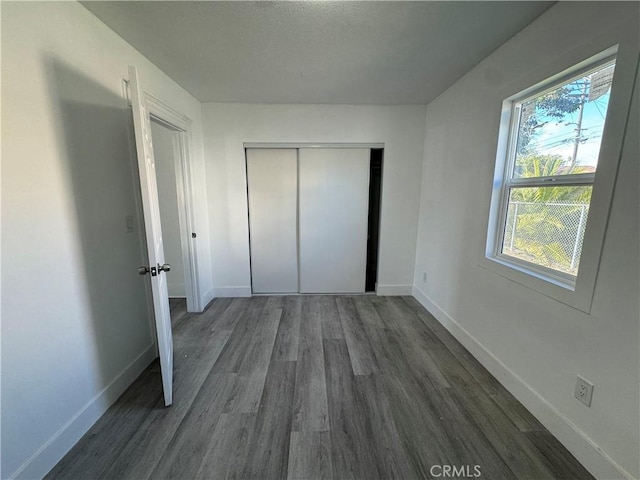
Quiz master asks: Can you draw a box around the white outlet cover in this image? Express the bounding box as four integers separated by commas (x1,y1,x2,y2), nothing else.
574,375,594,407
125,215,135,233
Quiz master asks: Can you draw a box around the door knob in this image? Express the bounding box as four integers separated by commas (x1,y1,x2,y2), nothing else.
138,266,157,276
138,266,150,275
158,263,171,273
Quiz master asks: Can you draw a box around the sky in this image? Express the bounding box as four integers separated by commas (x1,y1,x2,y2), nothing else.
519,63,614,170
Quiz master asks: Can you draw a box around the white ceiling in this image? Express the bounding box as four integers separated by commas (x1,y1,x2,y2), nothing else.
82,1,554,105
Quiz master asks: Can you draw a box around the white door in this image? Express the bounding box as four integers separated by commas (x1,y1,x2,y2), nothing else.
129,66,173,406
246,149,299,293
298,148,370,293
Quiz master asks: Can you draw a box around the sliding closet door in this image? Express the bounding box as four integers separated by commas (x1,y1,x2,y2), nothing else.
246,149,298,293
299,148,370,293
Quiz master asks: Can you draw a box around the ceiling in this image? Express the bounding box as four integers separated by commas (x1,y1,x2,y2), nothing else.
82,1,554,105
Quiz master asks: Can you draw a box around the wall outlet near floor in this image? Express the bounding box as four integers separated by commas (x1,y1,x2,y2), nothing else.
422,272,427,283
574,375,594,407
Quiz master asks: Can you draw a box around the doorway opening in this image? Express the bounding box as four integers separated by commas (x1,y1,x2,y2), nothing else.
151,121,187,298
139,92,202,313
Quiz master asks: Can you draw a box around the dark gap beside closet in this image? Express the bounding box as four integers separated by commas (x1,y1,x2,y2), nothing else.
366,149,383,292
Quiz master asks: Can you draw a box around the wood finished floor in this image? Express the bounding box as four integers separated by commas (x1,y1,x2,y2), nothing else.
47,296,593,480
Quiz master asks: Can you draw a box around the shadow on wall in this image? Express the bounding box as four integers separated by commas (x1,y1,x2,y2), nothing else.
46,57,156,391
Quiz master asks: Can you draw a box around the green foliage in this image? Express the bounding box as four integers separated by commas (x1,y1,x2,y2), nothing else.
535,87,582,119
512,238,572,270
505,155,592,274
516,84,584,155
514,153,564,178
512,155,592,203
516,115,539,155
511,211,573,269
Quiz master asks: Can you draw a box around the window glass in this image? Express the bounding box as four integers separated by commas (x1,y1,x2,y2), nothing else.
501,186,592,276
495,59,616,280
513,62,615,179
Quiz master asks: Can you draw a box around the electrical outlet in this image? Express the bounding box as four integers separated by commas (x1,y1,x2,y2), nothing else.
574,375,594,407
125,215,135,233
422,272,427,283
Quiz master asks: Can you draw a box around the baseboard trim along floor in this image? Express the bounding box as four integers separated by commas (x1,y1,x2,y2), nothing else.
11,345,156,480
412,285,632,480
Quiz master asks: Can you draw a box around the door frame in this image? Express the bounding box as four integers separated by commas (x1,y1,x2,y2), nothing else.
243,142,385,295
146,93,201,313
125,82,202,313
244,142,385,149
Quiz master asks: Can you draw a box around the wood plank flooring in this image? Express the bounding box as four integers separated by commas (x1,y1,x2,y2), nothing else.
46,296,593,480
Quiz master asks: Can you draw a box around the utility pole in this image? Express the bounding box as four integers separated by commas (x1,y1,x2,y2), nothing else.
569,81,589,169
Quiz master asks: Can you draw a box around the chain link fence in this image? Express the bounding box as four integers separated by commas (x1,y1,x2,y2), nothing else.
502,201,590,275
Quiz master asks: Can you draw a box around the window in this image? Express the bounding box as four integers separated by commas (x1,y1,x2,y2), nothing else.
487,51,620,293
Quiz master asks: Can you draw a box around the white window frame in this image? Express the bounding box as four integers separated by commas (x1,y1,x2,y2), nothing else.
494,56,615,288
483,44,638,313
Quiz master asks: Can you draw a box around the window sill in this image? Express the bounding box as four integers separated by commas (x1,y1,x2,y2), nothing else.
492,254,577,290
478,254,592,313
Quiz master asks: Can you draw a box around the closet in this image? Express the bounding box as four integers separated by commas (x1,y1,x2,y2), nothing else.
246,147,381,294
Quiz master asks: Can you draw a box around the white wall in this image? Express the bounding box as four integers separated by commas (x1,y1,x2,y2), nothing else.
1,3,211,478
413,3,639,479
202,103,426,296
151,120,186,298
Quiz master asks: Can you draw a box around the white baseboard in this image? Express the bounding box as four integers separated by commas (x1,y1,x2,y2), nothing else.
376,284,413,296
200,287,215,311
213,285,412,297
10,345,156,480
411,285,633,480
213,286,252,298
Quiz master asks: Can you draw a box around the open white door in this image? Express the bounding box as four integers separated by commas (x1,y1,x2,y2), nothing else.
129,66,173,406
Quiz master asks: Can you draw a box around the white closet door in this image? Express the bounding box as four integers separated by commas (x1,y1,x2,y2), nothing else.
247,149,298,293
299,148,370,293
